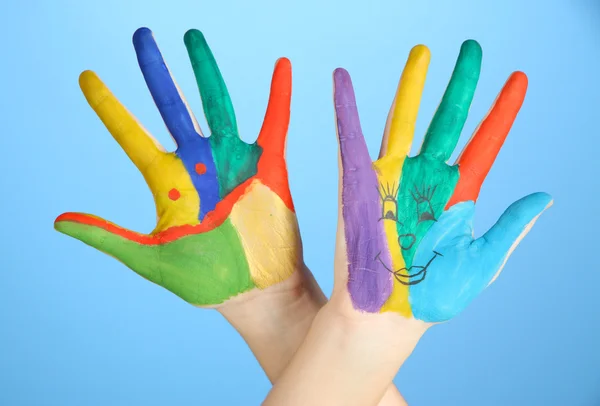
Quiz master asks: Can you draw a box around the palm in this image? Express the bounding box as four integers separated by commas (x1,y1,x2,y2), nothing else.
334,41,551,322
55,28,301,306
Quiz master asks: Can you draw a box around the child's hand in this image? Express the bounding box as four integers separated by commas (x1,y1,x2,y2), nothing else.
55,28,302,307
333,40,552,323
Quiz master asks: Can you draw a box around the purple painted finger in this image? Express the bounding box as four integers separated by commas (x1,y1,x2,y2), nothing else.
334,68,393,313
334,68,372,176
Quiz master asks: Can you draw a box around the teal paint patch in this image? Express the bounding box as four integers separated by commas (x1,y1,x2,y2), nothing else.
395,156,459,268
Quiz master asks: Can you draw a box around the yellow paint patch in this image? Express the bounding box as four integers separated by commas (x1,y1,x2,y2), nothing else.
373,158,412,317
229,180,300,289
148,153,200,233
372,45,430,317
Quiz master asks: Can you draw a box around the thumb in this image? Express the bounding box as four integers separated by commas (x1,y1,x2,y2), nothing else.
479,192,553,285
54,212,158,279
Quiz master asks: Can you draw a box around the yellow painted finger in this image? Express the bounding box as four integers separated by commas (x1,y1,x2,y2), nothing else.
383,45,430,159
79,70,166,171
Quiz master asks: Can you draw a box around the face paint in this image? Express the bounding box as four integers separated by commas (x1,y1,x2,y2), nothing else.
55,28,300,306
335,41,552,322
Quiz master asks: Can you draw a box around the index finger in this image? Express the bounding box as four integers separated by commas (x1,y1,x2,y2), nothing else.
79,70,165,172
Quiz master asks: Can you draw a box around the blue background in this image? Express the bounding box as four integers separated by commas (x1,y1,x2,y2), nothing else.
1,0,598,404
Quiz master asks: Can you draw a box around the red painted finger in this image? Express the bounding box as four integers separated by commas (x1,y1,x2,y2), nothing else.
257,58,292,156
447,71,528,208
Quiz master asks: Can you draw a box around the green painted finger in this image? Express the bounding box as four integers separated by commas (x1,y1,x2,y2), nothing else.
184,29,238,139
420,40,482,161
54,215,160,281
54,215,255,306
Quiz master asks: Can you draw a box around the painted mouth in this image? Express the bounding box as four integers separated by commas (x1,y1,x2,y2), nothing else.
376,251,442,286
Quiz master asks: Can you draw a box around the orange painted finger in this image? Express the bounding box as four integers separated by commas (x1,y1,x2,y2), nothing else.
257,57,292,156
447,71,528,207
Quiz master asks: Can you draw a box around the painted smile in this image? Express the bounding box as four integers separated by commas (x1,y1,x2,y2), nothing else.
376,251,443,286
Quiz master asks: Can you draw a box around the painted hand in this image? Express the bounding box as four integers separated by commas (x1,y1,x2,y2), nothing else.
55,28,302,307
334,40,552,323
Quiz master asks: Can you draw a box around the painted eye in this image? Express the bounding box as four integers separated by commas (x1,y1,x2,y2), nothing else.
378,183,401,224
410,184,438,224
382,198,399,221
418,211,435,223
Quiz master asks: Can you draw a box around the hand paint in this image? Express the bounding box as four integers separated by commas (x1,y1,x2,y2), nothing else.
334,41,552,322
55,28,301,306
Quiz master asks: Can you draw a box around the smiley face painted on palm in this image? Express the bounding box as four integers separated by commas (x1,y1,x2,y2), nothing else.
334,41,552,322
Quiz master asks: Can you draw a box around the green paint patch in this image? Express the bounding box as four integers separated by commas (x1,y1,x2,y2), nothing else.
55,219,255,306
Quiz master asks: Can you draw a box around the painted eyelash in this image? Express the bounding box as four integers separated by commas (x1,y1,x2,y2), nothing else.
410,184,437,203
410,184,438,223
377,182,399,202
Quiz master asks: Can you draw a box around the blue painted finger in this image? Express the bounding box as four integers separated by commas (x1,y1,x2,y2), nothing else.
133,27,201,146
480,192,553,283
133,27,220,220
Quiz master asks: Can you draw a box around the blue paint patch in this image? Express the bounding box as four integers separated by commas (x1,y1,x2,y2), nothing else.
176,142,220,218
409,193,552,322
133,27,220,219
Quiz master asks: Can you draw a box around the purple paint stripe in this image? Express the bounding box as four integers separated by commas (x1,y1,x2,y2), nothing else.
334,68,392,313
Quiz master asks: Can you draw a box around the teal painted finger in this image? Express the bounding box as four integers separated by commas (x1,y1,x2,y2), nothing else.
55,217,255,306
184,29,238,138
420,40,482,161
183,29,262,197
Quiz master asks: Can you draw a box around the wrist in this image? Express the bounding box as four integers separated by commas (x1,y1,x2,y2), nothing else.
218,264,326,381
316,300,428,367
264,300,427,406
323,291,430,349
